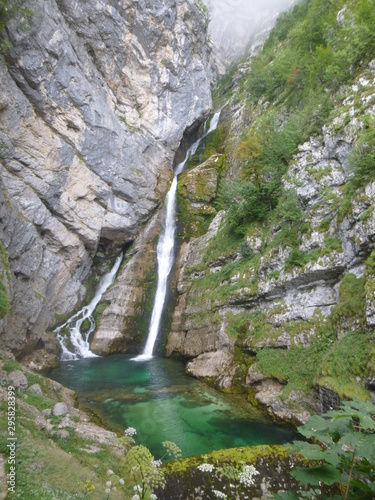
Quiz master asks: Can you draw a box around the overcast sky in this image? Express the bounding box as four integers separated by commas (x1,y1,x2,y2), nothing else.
205,0,299,64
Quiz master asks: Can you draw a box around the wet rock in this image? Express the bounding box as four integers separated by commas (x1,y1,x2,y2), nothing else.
246,365,269,385
318,385,341,413
91,211,162,354
178,154,221,204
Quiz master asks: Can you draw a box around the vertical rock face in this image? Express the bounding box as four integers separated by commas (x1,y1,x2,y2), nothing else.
0,0,214,360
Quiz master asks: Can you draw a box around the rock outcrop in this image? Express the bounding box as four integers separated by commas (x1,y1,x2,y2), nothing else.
167,63,375,422
0,0,214,361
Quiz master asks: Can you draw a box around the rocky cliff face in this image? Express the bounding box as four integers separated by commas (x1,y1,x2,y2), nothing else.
166,60,375,423
0,0,213,364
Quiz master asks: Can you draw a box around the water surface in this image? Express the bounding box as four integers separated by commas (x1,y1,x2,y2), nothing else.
50,355,296,459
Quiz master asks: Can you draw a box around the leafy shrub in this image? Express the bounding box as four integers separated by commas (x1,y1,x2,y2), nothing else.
0,280,9,319
348,117,375,189
276,400,375,499
330,274,366,330
220,179,272,235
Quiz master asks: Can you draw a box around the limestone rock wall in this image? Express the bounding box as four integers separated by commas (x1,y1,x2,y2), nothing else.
0,0,213,360
167,66,375,422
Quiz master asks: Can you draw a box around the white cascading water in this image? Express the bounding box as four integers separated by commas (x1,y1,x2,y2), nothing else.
55,252,123,360
134,111,221,361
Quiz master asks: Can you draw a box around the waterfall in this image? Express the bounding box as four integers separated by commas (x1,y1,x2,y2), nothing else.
55,252,123,360
134,110,221,361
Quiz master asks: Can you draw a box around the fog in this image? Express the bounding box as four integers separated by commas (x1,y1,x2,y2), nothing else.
205,0,300,66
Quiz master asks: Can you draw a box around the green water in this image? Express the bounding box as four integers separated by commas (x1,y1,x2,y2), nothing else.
50,355,296,459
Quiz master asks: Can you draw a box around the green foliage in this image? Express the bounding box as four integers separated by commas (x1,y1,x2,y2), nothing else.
348,116,375,189
161,441,183,461
330,274,366,330
248,0,375,111
195,0,210,27
256,326,334,398
220,179,273,235
284,400,375,499
222,113,306,235
318,332,374,400
0,0,32,47
276,190,303,223
0,279,9,318
124,445,166,498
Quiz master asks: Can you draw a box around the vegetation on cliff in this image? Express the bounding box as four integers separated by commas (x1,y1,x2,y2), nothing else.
177,0,375,415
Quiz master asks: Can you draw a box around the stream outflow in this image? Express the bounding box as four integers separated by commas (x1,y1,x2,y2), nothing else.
134,111,221,361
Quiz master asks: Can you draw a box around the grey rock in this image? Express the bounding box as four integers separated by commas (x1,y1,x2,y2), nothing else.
29,383,43,396
42,409,52,417
186,350,233,378
0,0,214,357
52,402,69,417
246,365,268,385
58,416,76,429
7,370,28,390
55,430,70,439
318,385,341,413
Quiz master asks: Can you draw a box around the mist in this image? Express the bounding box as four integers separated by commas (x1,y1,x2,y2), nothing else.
205,0,300,66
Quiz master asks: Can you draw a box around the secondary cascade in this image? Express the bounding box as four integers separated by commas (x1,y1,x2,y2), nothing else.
134,110,221,361
55,252,123,360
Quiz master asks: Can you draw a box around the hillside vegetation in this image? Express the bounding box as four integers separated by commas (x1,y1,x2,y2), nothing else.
174,0,375,418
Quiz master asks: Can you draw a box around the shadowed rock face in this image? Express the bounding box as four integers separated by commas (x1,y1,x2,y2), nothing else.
0,0,214,361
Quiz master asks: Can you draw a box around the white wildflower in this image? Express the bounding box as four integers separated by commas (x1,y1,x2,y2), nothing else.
105,481,112,488
198,463,215,472
150,495,157,500
152,459,162,468
134,485,142,492
105,488,111,494
124,427,137,436
213,490,227,499
119,478,125,485
107,469,114,476
238,464,259,487
132,496,140,500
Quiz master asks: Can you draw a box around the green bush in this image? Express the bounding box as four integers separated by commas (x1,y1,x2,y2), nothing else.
276,400,375,499
0,0,30,32
220,179,272,235
348,117,375,189
330,274,366,330
0,280,9,319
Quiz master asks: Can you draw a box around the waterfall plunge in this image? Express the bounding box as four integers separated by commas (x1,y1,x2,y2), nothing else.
134,111,221,361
